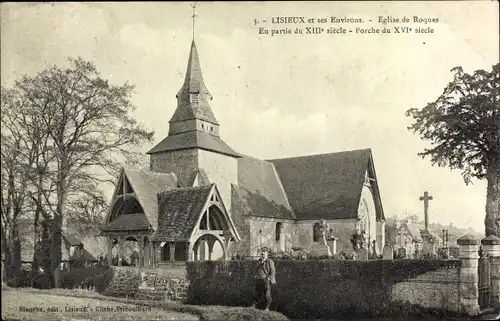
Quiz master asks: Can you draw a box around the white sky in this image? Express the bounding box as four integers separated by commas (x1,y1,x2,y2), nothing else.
1,1,498,234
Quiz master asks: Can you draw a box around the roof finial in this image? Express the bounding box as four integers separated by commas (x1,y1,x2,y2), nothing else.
191,3,197,40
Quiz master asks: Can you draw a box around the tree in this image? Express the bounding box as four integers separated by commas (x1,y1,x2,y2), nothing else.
4,57,154,287
0,88,35,286
406,63,500,236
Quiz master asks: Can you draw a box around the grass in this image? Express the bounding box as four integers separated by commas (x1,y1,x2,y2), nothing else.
2,289,198,321
1,285,289,321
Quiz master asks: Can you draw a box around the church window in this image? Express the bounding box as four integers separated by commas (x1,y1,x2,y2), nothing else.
190,93,199,103
275,222,283,241
202,124,204,129
313,223,321,242
210,126,213,132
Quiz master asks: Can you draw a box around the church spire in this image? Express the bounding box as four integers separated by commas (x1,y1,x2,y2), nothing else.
168,4,220,136
169,40,219,131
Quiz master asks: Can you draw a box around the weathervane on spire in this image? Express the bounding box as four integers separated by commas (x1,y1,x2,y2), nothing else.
191,3,197,40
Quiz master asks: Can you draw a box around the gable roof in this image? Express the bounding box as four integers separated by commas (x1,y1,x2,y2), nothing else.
106,169,178,231
147,130,240,158
232,185,295,220
152,184,213,241
237,155,292,211
269,149,379,220
66,225,107,261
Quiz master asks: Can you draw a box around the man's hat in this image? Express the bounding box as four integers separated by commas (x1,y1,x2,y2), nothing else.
260,247,269,252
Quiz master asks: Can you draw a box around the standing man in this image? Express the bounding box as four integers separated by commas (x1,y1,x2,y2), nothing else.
250,248,276,311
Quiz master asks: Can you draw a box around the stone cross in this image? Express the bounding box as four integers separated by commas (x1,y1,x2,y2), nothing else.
419,191,433,232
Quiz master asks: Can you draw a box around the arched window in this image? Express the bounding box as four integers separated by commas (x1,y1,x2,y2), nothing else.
313,223,321,242
358,199,369,233
275,222,283,241
110,196,144,221
199,205,228,231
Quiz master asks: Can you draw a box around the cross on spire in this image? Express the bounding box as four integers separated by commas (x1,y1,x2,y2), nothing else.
191,3,197,40
419,191,433,232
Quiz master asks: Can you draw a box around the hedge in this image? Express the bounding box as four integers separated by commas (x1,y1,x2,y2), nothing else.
186,259,463,319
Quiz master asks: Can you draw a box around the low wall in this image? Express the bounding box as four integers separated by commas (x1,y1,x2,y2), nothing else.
101,265,189,302
391,265,460,311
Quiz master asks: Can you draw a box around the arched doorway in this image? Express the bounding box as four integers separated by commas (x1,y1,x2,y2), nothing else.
192,234,225,261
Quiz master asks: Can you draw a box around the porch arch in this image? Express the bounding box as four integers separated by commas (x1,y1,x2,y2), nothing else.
191,233,227,261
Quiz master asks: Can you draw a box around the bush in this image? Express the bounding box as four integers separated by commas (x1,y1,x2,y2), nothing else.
61,266,112,291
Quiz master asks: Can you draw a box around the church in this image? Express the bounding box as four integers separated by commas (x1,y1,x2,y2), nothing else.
100,39,386,265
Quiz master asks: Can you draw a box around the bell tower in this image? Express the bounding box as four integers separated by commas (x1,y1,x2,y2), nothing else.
168,40,220,137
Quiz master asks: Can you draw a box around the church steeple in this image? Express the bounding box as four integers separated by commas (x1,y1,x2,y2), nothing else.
169,40,220,136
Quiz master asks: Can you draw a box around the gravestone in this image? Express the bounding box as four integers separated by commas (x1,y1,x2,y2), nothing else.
383,244,394,260
397,247,407,259
358,247,368,260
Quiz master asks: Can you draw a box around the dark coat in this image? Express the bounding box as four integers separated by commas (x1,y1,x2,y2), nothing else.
257,258,276,285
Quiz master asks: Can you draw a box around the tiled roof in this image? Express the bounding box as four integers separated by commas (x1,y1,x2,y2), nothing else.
170,41,219,125
237,155,292,211
269,149,373,220
123,169,178,230
146,130,240,157
232,185,295,220
101,213,151,232
66,225,107,261
152,184,213,241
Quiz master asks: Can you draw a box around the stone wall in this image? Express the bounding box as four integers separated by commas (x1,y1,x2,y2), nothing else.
391,266,460,311
102,266,140,298
248,218,294,256
293,219,358,254
150,149,198,186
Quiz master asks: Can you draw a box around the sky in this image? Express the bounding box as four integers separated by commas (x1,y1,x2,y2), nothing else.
1,1,498,234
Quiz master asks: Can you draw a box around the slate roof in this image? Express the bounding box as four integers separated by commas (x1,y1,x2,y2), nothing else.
121,169,178,230
152,184,214,241
101,213,151,232
147,130,240,157
269,149,375,220
170,40,219,125
232,185,295,220
237,155,292,210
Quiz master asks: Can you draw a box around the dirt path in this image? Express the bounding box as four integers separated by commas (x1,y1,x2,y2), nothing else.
2,290,199,321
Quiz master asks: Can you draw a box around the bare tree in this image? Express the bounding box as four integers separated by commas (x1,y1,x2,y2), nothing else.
6,57,154,287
